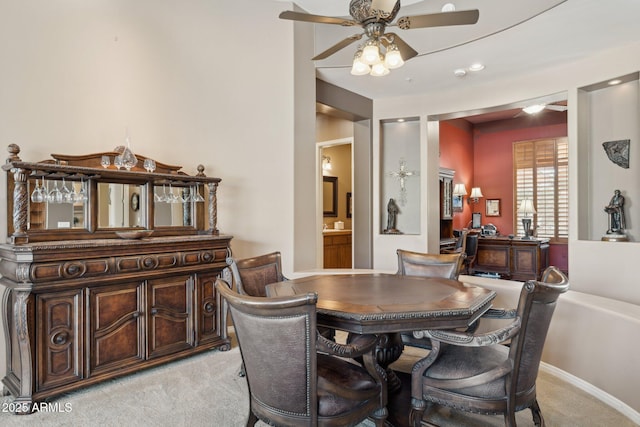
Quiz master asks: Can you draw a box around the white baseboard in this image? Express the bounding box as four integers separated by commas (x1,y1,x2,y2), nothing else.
540,362,640,424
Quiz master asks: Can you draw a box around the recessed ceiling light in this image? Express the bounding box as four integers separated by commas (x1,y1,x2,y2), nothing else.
608,79,622,85
442,3,456,12
453,68,467,77
469,63,485,72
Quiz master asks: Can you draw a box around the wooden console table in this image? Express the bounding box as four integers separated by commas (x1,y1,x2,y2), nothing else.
473,236,549,281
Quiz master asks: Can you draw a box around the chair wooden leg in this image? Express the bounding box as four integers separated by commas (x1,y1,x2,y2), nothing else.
370,406,388,427
504,411,517,427
246,410,258,426
410,398,427,427
531,399,545,427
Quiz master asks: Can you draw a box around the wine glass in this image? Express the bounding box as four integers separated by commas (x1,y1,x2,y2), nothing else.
144,159,156,173
61,178,74,203
167,184,180,204
48,181,63,204
101,156,111,168
154,184,167,203
193,183,205,203
76,179,88,203
181,187,192,203
30,178,45,203
114,155,124,170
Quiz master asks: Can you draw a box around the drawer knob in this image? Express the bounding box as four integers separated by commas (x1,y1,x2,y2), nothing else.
52,331,69,345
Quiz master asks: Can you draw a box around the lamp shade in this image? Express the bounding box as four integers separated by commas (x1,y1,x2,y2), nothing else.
518,199,536,215
370,61,390,76
384,44,404,69
362,40,381,65
351,52,371,76
452,183,468,196
469,187,484,199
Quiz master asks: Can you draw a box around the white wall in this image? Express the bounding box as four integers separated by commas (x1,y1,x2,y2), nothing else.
0,0,308,379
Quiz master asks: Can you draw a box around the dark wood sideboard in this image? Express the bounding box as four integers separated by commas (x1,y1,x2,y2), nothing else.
1,145,232,412
472,236,549,281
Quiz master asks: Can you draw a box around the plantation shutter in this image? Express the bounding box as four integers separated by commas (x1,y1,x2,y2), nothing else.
513,138,568,243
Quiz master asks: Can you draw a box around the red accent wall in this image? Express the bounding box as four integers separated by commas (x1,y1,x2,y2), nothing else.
439,120,474,230
439,114,569,273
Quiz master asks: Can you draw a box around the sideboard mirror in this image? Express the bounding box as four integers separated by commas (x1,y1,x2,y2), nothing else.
5,144,220,244
97,183,147,229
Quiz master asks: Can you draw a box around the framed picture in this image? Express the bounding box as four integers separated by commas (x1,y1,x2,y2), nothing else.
486,199,501,217
453,195,463,212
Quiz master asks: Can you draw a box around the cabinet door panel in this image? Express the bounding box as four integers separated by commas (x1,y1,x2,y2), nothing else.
147,275,194,358
195,273,220,344
88,282,144,376
36,290,83,391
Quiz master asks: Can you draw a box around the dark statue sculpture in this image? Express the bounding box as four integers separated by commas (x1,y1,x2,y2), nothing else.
603,189,628,241
384,198,401,234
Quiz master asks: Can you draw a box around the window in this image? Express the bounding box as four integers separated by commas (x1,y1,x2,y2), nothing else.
513,138,568,243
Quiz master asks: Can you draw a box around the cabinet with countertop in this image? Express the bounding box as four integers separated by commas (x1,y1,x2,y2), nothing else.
323,230,352,268
473,236,549,281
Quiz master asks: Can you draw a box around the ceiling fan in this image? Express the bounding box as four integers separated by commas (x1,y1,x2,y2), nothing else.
279,0,479,76
521,103,568,115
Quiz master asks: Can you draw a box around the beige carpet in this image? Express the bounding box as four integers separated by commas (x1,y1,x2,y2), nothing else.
0,333,637,426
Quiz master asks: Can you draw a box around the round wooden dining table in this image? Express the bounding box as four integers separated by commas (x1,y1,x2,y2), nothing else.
266,273,496,426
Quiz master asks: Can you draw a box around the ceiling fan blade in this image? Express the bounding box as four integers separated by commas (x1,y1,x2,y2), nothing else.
312,34,363,60
279,11,358,27
546,104,568,112
384,33,418,61
371,0,399,14
396,9,479,30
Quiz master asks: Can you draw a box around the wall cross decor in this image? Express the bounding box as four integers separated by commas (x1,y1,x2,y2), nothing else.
388,158,419,206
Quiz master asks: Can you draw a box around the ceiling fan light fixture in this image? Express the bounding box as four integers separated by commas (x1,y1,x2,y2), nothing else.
523,104,546,114
362,40,381,65
384,44,404,69
351,51,372,75
370,61,390,77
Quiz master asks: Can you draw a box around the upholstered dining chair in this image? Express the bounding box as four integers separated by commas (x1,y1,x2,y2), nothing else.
227,251,335,340
396,249,465,280
228,251,286,297
216,279,387,427
409,266,569,427
396,249,466,350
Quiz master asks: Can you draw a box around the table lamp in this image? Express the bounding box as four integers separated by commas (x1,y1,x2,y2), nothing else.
518,199,536,239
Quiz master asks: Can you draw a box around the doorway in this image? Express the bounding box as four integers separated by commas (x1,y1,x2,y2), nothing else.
318,138,353,268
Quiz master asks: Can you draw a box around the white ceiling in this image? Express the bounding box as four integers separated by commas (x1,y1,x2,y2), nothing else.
277,0,640,101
